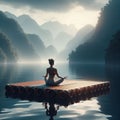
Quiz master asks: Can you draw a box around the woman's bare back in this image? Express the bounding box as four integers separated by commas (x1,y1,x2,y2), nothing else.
44,59,65,86
47,67,57,79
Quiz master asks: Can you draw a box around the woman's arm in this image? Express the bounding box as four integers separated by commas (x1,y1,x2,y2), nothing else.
56,69,63,79
44,69,48,82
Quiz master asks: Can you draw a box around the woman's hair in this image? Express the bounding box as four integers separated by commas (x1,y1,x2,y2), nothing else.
48,59,54,65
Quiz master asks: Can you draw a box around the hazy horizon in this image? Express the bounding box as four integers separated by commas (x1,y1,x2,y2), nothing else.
0,0,109,29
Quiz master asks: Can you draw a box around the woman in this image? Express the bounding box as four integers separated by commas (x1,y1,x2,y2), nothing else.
44,59,65,86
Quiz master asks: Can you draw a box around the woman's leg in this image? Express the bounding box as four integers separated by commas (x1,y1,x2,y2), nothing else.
45,79,55,86
54,78,64,86
45,78,64,86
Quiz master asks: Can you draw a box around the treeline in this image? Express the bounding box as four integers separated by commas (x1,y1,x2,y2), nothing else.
0,32,17,62
106,31,120,66
69,0,120,64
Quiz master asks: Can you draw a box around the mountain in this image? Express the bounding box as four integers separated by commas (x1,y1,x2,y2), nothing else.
66,25,94,51
5,12,77,52
5,12,53,46
0,11,38,60
53,32,72,52
58,25,94,60
46,45,58,58
105,30,120,65
27,34,46,57
0,32,17,62
41,21,77,38
4,11,17,20
27,34,59,59
69,0,120,63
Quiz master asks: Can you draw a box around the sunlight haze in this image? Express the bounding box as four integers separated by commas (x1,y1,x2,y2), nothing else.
0,0,109,55
0,2,106,29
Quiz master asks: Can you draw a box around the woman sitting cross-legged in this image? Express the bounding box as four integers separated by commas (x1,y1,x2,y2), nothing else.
44,59,66,86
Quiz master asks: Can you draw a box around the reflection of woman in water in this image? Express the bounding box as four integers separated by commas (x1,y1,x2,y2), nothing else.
44,59,65,86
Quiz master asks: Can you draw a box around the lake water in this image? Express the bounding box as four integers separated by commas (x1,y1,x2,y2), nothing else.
0,63,119,120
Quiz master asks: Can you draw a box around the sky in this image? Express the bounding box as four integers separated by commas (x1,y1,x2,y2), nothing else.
0,0,109,29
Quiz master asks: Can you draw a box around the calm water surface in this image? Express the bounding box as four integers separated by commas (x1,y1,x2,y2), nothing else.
0,63,119,120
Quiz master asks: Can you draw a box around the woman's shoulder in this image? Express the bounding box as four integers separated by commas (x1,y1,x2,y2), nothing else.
53,67,57,70
47,67,57,70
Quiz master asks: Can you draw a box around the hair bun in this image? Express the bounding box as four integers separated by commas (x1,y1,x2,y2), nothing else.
48,59,54,64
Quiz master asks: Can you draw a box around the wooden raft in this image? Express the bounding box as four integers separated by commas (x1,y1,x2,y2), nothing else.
5,80,110,106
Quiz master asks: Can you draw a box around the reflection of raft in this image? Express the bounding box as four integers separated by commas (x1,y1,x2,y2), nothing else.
5,80,110,106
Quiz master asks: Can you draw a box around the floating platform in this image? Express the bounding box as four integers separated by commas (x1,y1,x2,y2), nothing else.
5,79,110,106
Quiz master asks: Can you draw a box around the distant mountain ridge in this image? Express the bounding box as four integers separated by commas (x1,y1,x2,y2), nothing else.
69,0,120,63
46,45,58,58
2,12,61,60
0,11,38,61
41,21,77,38
53,32,72,52
41,21,77,52
67,24,94,51
5,12,76,52
27,34,46,58
58,25,94,60
5,12,53,46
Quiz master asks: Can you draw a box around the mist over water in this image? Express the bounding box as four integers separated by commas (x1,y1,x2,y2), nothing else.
0,63,117,120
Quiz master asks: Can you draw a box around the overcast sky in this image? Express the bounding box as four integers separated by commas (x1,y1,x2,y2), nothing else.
0,0,109,29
